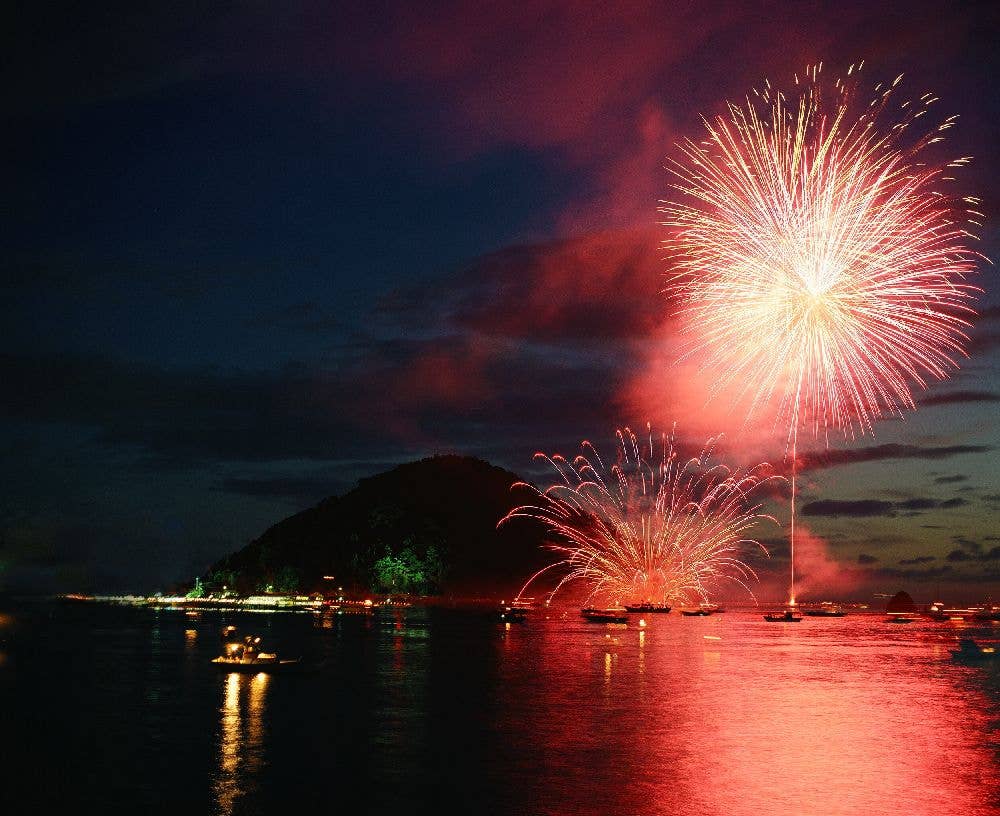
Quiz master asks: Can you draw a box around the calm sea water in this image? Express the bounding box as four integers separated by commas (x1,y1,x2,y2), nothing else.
2,601,999,815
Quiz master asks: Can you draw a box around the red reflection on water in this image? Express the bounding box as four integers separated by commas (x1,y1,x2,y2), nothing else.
495,613,1000,816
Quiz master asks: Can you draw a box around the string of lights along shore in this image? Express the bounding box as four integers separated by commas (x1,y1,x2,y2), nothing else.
661,62,985,606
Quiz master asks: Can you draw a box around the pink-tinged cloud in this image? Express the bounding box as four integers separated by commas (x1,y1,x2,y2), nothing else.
328,2,989,238
392,339,495,411
621,319,793,460
356,1,703,151
791,525,864,601
450,227,665,342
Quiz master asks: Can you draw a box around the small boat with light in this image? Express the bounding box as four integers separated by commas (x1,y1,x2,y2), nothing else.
213,629,300,672
623,602,671,613
802,604,846,618
500,602,529,623
886,615,915,624
681,608,712,617
972,605,1000,622
763,609,802,622
211,654,301,673
951,638,999,663
581,607,628,623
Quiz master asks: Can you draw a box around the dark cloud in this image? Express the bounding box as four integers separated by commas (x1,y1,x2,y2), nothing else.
802,500,895,518
801,444,993,471
215,476,340,503
918,390,1000,407
378,229,666,344
857,553,879,565
899,555,936,565
897,498,938,511
801,496,969,518
0,520,226,593
943,543,1000,564
0,333,625,477
0,352,362,464
953,536,981,554
245,301,340,335
870,565,953,580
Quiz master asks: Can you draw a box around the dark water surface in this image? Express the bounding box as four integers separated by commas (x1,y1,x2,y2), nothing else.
2,602,999,815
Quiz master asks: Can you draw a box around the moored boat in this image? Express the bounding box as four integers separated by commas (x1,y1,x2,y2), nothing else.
972,605,1000,622
681,608,711,617
500,603,529,622
623,602,671,613
763,610,802,622
951,638,999,663
802,605,846,617
581,607,628,623
211,655,301,673
214,628,300,672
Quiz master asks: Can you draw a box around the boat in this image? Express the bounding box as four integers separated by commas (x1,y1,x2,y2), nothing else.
923,601,981,621
802,605,846,618
681,609,711,617
886,615,915,623
499,603,528,623
211,655,301,673
581,607,628,623
763,610,802,622
972,605,1000,622
213,629,300,672
951,638,1000,663
623,602,671,613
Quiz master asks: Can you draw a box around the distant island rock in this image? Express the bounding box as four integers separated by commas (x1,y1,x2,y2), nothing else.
885,590,917,613
200,455,551,598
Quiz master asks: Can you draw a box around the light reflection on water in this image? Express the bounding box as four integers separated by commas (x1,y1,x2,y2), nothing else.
1,604,999,815
215,671,269,816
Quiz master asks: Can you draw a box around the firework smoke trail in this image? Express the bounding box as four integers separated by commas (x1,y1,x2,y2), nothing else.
662,63,984,603
500,426,781,607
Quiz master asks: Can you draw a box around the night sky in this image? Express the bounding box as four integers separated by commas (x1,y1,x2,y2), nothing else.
3,1,998,597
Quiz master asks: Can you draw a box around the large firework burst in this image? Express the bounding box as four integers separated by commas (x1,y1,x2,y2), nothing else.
662,64,984,604
500,426,780,607
662,62,982,438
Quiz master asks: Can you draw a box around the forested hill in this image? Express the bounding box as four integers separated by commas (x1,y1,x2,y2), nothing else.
201,455,552,597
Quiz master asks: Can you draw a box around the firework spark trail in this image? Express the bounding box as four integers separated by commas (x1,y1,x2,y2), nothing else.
662,64,984,603
500,426,781,607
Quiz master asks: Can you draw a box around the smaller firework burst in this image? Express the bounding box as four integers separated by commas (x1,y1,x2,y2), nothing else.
500,426,781,607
